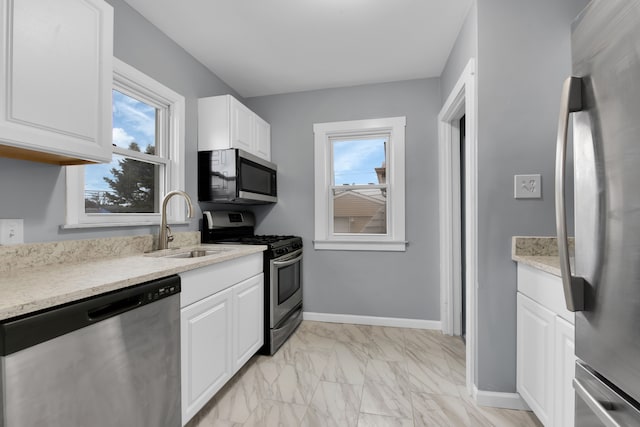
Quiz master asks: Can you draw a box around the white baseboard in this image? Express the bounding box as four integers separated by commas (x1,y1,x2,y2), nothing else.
303,312,441,330
473,386,531,411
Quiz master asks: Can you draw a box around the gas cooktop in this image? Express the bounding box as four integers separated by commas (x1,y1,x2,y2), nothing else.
201,211,302,256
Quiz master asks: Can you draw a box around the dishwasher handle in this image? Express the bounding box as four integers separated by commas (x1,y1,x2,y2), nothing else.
88,295,143,322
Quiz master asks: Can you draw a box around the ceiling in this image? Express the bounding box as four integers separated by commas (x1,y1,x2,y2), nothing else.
123,0,473,98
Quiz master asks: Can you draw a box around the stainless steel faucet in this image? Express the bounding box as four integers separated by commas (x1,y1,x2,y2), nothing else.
158,190,195,250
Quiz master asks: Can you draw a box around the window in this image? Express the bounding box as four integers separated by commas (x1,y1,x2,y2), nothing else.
65,58,185,227
313,117,406,251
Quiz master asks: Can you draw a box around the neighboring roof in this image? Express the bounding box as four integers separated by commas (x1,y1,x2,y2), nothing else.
334,190,385,218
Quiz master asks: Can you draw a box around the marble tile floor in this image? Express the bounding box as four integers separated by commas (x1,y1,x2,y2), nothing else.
186,321,542,427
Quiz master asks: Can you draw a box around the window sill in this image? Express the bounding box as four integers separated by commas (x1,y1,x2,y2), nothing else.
61,221,190,230
313,240,407,252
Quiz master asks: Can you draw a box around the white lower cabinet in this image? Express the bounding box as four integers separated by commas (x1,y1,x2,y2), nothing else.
516,264,575,427
554,316,576,427
517,293,556,425
233,274,264,372
179,253,264,426
181,288,233,422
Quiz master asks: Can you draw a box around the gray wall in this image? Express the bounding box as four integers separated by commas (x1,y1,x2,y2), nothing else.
440,1,478,103
0,0,238,243
246,79,442,320
475,0,588,392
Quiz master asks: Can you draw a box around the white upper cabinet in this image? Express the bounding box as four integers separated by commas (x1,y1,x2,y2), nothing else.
230,98,254,152
0,0,113,165
254,114,271,160
198,94,271,161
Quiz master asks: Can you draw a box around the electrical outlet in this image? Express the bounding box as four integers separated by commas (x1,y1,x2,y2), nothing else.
0,219,24,245
514,174,541,199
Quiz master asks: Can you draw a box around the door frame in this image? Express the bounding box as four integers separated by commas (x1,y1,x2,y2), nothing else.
438,58,477,395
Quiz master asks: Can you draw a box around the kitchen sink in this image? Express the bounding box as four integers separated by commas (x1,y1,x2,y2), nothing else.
145,246,232,259
163,249,223,259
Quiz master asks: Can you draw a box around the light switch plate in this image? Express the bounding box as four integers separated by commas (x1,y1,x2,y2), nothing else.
514,174,541,199
0,219,24,245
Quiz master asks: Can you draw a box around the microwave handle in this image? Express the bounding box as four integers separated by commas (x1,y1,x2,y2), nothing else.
203,211,214,229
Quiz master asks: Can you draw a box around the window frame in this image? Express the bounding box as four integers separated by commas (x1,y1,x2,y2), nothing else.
313,116,406,251
64,58,186,228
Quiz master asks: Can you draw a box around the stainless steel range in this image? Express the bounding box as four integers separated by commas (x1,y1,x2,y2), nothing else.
201,211,302,355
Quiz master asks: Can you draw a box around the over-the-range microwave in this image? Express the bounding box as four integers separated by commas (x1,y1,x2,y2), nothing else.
198,148,277,204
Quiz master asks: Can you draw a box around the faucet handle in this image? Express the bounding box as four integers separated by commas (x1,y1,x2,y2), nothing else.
166,225,174,243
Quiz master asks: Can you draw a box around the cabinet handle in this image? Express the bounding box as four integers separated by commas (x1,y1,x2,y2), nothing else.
555,76,585,312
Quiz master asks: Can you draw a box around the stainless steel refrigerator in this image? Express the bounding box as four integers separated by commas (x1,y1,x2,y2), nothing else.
556,0,640,425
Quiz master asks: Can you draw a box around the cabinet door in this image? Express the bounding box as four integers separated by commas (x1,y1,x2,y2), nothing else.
254,115,271,161
0,0,113,164
181,288,233,425
554,316,575,427
517,292,555,426
233,273,264,372
229,98,254,153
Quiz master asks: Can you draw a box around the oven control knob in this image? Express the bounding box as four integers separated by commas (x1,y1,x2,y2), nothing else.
276,248,285,255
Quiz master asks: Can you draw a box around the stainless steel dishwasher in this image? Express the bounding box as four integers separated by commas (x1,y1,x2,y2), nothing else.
0,275,181,427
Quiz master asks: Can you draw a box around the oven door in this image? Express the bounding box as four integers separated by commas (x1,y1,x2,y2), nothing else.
270,249,303,328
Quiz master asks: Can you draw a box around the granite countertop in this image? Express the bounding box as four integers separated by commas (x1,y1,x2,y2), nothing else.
511,236,574,277
0,234,266,321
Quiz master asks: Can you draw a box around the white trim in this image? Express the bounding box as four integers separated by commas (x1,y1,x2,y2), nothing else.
303,312,441,330
313,117,406,251
65,58,186,227
313,240,407,251
473,386,531,411
438,58,477,396
60,220,189,230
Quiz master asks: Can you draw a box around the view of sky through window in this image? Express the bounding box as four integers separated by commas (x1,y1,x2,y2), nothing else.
332,137,386,185
85,90,157,193
83,90,159,214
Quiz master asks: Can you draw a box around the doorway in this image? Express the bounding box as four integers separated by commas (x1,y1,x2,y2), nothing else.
459,114,466,343
438,58,477,396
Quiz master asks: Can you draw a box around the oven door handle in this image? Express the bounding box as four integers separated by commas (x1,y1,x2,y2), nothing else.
272,251,303,267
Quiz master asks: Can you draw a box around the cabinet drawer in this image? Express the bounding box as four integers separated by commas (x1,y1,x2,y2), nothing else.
517,264,575,324
179,253,262,308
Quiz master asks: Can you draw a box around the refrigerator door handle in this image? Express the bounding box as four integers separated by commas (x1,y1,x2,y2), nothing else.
574,378,622,427
555,76,585,312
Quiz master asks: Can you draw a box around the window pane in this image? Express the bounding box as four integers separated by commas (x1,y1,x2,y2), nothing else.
332,137,386,185
333,188,387,234
84,154,160,214
112,90,157,154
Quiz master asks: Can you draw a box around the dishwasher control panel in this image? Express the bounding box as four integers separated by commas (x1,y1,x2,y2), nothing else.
145,283,181,302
